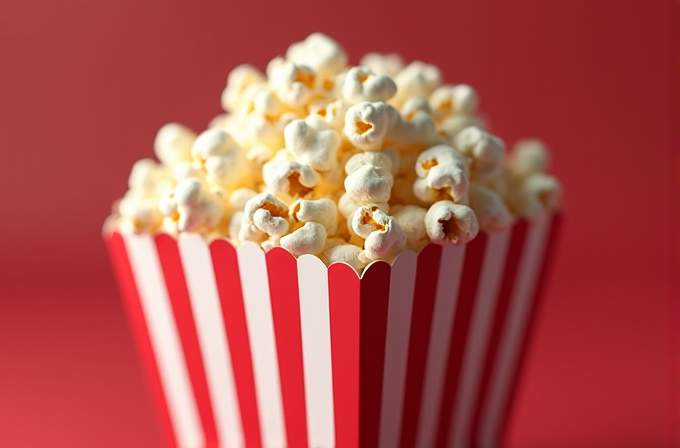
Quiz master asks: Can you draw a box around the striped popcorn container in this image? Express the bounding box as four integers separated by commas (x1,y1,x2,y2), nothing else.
105,213,560,448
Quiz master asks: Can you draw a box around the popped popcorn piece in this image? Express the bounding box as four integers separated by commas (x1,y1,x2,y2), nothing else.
242,192,290,240
391,204,429,251
387,108,440,151
244,110,298,151
269,61,317,108
128,159,174,196
284,119,341,171
401,96,433,120
351,205,406,263
221,64,266,112
280,222,327,256
228,211,246,242
345,101,439,152
338,192,389,218
322,239,367,271
290,198,338,235
359,52,404,78
344,101,396,151
425,200,478,245
308,99,349,131
191,128,250,191
286,32,348,77
414,144,470,203
342,66,397,104
453,126,505,180
117,192,163,234
508,173,561,219
468,183,514,232
430,84,478,120
228,187,258,212
344,152,395,175
159,178,224,234
390,61,442,108
154,123,196,166
172,161,204,181
438,113,485,140
344,164,394,204
262,150,320,198
507,139,550,178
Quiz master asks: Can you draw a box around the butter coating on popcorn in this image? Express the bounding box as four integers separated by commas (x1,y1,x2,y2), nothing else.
110,32,561,273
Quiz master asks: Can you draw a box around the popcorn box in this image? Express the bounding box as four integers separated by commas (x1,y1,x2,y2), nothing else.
105,213,560,448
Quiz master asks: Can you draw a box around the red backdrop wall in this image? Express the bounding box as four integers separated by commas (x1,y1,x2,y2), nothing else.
0,0,677,447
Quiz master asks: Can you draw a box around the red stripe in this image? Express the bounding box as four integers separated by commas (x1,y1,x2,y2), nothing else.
328,263,361,448
434,234,488,448
467,222,528,448
359,261,392,448
210,240,262,448
496,214,562,447
155,234,218,446
105,232,178,448
266,247,309,448
398,243,443,448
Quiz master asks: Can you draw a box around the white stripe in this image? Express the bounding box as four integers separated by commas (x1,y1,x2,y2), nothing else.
237,242,287,448
378,251,418,448
124,234,204,448
415,245,466,448
297,255,335,448
178,234,244,448
449,230,511,448
479,215,552,448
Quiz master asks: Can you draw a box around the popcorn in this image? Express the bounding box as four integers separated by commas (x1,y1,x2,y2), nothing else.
117,192,163,234
338,193,389,219
351,205,406,263
467,183,514,232
344,152,394,175
290,198,338,235
286,32,348,77
191,128,251,191
112,32,561,271
391,205,429,251
344,101,439,153
508,173,561,220
413,144,470,203
244,110,298,151
359,52,404,78
308,99,349,131
241,192,290,242
430,84,478,120
390,61,442,108
342,66,398,104
453,126,505,180
154,123,196,166
439,113,485,140
269,61,317,108
284,119,341,171
221,64,266,112
507,139,550,178
128,159,174,196
322,239,367,271
159,178,224,234
401,96,432,120
344,101,395,151
280,222,327,256
262,150,320,199
424,200,478,245
344,164,394,204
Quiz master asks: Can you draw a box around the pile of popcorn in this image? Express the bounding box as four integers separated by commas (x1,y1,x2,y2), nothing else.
111,33,561,272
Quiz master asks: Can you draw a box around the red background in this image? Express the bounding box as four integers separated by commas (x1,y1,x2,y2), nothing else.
0,0,677,447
